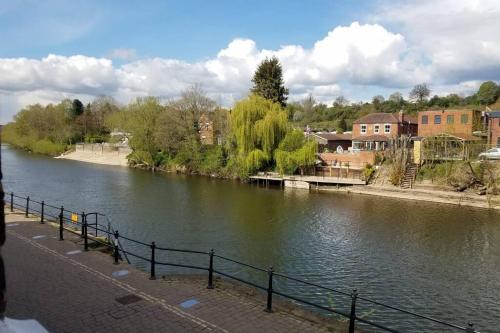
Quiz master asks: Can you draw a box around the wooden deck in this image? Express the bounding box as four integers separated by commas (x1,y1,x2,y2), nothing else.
249,174,366,186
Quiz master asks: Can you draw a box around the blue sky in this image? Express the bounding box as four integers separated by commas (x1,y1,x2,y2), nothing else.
0,0,374,61
1,0,499,123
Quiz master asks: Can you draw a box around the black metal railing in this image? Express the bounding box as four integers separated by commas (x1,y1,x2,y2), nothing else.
5,192,480,333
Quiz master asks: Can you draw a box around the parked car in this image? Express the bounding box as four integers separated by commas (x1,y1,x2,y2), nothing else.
479,148,500,160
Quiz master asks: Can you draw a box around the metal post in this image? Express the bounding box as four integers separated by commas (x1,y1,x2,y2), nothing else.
348,289,358,333
465,322,475,333
10,192,13,212
265,267,274,312
59,206,64,241
207,249,214,289
150,242,156,280
25,196,30,217
40,201,45,223
113,230,119,265
83,214,88,251
80,212,85,237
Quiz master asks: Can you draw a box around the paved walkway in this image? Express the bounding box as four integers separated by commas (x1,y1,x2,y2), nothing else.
3,210,340,333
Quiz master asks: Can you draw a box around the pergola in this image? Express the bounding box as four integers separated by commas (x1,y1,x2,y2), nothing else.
420,133,475,162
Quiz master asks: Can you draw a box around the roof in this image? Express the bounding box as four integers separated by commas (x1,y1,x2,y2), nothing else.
422,133,481,141
313,133,352,141
487,111,500,118
352,134,390,142
353,112,416,124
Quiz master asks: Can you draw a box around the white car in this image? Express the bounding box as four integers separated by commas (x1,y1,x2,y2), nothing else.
479,148,500,160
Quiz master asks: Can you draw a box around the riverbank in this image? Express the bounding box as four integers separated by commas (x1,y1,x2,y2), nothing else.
319,184,500,210
55,149,129,166
53,149,500,209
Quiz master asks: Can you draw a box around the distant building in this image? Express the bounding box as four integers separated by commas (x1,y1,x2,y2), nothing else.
307,132,352,153
352,112,417,151
486,110,500,147
199,113,214,145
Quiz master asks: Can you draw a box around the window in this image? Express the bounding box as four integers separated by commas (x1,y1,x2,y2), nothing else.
361,124,367,134
421,115,428,124
447,115,454,124
461,114,468,124
434,115,441,124
384,124,391,133
374,124,380,134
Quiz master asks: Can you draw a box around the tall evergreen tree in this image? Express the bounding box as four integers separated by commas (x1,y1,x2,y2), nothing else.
251,57,289,107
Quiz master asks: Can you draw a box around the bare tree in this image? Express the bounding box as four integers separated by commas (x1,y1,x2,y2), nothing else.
409,83,431,103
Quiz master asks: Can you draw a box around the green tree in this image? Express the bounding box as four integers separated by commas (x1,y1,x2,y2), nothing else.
229,94,288,175
251,57,289,107
69,99,84,118
274,130,317,175
476,81,499,105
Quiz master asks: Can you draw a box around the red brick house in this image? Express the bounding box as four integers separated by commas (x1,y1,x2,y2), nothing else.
486,111,500,147
352,112,417,151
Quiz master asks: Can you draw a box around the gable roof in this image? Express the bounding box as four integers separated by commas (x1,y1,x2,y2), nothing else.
313,133,352,141
353,113,416,124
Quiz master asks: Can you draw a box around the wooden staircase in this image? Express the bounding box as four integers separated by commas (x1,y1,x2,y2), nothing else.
400,163,418,189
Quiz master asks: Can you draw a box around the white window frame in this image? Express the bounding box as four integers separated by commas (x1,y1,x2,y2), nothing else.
374,124,380,134
384,123,391,134
361,124,367,134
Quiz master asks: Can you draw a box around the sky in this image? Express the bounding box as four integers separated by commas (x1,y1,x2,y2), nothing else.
1,0,500,123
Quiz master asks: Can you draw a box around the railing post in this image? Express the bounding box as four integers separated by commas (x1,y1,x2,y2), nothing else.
10,192,13,212
95,214,98,237
348,289,358,333
25,196,30,217
40,201,45,223
150,242,156,280
80,212,85,238
265,266,274,313
113,230,119,265
59,206,64,241
207,249,214,289
83,214,88,251
465,322,475,333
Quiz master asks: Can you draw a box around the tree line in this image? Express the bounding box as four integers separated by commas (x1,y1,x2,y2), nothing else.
2,57,317,178
288,81,500,132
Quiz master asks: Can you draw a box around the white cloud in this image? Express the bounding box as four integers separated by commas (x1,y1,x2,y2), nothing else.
2,1,500,123
107,48,138,61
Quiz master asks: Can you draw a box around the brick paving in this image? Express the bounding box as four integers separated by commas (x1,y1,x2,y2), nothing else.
3,210,341,333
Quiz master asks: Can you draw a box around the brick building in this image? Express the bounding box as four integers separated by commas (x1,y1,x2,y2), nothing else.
417,109,482,139
416,109,484,161
486,111,500,147
352,112,417,151
198,113,214,145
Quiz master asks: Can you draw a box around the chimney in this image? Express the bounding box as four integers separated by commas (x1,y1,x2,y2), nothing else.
399,110,404,123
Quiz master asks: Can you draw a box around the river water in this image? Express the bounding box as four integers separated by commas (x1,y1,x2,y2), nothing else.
2,144,499,332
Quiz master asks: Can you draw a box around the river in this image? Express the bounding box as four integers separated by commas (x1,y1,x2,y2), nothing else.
2,144,499,332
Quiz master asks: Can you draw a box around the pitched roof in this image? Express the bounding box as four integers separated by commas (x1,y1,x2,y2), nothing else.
313,133,352,141
352,134,390,142
353,112,416,124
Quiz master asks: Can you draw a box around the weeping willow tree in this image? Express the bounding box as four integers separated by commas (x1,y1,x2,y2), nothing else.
274,130,317,175
229,94,289,175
